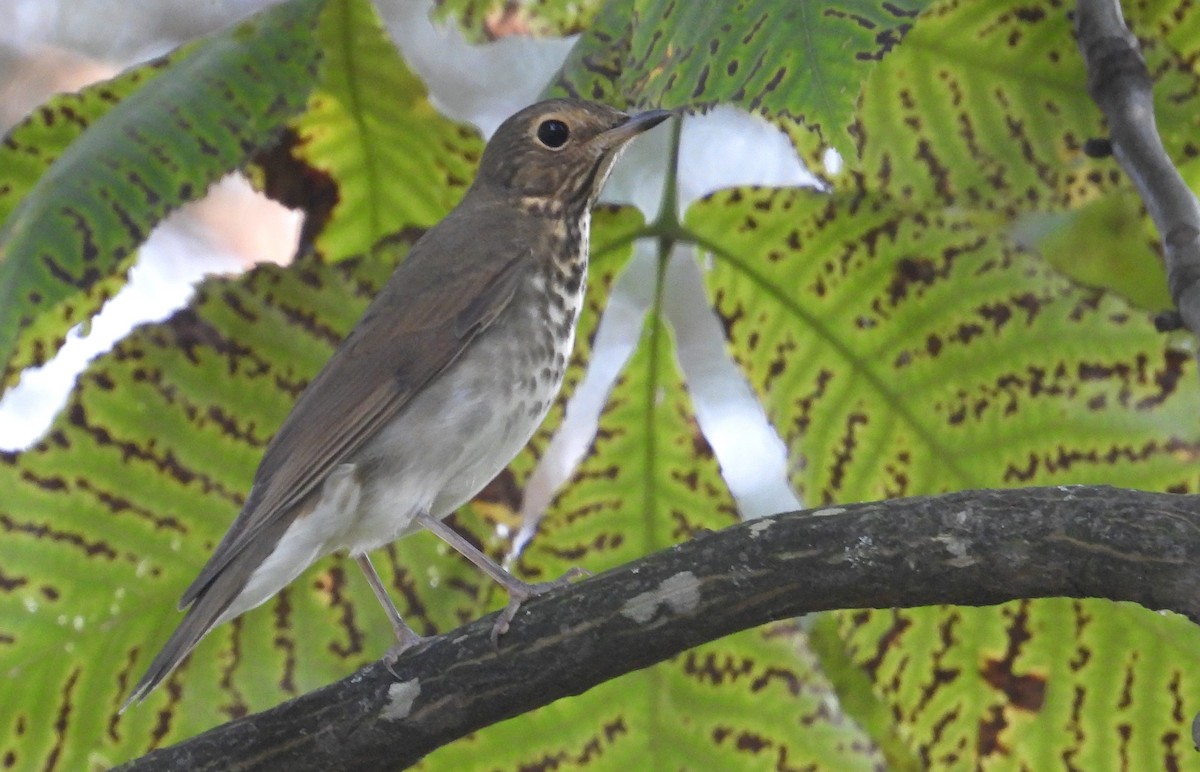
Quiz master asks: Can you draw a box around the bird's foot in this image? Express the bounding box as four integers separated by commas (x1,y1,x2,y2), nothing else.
382,629,431,678
489,566,590,646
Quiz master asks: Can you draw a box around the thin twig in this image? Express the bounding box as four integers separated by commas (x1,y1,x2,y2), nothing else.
1075,0,1200,349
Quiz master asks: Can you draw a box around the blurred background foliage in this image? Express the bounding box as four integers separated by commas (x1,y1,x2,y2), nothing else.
2,0,1199,768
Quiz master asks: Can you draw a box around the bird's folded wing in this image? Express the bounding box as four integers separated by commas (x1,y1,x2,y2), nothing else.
179,249,531,607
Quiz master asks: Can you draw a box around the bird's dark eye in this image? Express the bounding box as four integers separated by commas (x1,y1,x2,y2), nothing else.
536,119,570,148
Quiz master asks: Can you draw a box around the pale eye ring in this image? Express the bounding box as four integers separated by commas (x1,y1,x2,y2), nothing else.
536,119,570,149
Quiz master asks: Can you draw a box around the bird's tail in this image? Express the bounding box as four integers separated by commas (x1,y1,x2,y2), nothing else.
121,505,309,711
120,573,240,712
123,483,327,711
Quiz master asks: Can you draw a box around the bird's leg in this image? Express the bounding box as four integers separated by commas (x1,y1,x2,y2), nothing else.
414,511,587,644
354,553,426,668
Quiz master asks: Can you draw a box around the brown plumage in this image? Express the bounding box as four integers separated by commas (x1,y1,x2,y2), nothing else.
123,98,671,709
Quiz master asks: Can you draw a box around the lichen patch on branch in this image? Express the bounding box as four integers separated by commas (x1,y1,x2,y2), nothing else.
380,679,421,722
620,571,701,624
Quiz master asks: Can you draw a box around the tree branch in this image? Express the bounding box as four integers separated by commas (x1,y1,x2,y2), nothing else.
116,485,1200,771
1074,0,1200,342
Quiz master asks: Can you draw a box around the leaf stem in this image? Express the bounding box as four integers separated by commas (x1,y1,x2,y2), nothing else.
653,112,684,239
638,111,684,536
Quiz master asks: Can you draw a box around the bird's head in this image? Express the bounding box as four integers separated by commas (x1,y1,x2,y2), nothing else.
474,98,672,215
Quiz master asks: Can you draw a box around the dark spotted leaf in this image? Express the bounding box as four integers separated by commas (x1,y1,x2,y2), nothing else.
691,183,1200,763
838,600,1200,768
0,0,326,394
5,0,1200,766
551,0,929,167
852,0,1200,213
695,185,1199,512
281,0,482,259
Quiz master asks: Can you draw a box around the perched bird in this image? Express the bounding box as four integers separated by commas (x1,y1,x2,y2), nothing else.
123,98,671,708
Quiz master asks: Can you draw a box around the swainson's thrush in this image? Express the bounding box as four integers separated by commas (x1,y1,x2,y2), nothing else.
124,99,671,707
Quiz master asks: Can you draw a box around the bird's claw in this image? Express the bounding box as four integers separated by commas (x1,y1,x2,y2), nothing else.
382,634,430,679
489,566,591,647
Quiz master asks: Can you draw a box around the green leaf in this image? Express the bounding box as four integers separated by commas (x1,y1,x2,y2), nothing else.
1148,0,1200,62
844,0,1200,217
552,0,929,164
690,181,1200,762
1131,1,1200,159
810,612,923,770
426,623,885,770
0,0,326,393
0,250,385,767
286,0,482,259
853,0,1119,211
838,600,1200,767
679,0,1200,761
1016,196,1171,314
691,186,1200,503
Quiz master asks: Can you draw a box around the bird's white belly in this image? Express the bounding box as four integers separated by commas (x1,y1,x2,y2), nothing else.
344,317,566,551
348,377,539,549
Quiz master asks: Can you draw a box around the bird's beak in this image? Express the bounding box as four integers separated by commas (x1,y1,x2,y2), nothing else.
600,108,674,146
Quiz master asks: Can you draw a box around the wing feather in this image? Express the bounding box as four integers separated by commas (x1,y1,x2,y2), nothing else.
180,205,531,607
